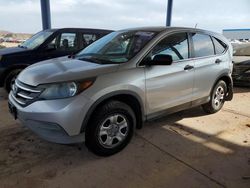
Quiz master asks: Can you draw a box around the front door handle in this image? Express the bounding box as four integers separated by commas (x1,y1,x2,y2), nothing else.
215,59,222,64
184,65,194,70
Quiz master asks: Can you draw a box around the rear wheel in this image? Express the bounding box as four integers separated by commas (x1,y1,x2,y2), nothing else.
4,69,22,93
85,100,135,156
202,80,227,114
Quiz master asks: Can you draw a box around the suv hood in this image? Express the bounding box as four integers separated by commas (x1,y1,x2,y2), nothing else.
18,57,119,86
0,47,27,55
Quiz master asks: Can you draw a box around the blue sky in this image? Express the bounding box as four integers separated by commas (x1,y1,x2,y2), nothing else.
0,0,249,33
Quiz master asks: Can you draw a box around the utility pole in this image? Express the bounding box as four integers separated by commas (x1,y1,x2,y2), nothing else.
166,0,173,26
40,0,51,30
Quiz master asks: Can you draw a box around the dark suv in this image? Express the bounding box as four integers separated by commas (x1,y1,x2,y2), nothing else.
0,28,112,91
232,44,250,86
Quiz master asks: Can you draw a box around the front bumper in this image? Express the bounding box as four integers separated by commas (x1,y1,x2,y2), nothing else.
8,92,92,144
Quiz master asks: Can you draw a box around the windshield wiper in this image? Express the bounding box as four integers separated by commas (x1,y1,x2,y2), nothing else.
18,45,27,49
78,57,115,65
76,53,100,57
78,57,102,64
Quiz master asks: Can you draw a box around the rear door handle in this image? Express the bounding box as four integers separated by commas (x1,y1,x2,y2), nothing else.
215,59,222,64
184,65,194,70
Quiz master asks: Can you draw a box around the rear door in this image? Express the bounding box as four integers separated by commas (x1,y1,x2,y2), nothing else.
190,33,227,101
144,32,195,115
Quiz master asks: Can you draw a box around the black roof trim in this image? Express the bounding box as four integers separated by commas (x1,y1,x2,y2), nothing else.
44,28,114,33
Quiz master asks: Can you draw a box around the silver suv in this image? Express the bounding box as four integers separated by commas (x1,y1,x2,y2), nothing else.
8,27,233,156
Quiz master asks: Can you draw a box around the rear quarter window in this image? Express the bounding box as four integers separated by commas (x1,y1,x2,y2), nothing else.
212,37,227,54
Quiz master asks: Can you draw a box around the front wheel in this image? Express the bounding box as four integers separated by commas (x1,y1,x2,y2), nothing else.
4,69,22,93
85,100,136,156
202,80,227,114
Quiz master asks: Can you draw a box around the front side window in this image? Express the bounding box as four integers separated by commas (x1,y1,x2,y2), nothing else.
150,32,189,62
76,31,158,64
192,33,214,57
20,31,53,49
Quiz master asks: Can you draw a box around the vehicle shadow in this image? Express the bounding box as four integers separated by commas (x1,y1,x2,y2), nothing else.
0,106,249,188
140,107,250,187
147,106,208,125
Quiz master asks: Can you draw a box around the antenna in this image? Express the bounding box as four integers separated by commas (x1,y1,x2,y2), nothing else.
195,23,198,28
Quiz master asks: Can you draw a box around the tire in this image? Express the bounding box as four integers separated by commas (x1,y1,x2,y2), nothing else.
202,80,227,114
85,100,136,156
4,69,22,93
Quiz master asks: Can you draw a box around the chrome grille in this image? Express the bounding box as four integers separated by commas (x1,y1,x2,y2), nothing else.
11,80,43,106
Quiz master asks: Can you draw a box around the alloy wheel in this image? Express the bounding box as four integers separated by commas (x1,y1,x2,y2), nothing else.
98,114,129,148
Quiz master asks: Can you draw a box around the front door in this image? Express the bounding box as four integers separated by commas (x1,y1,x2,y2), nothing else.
144,32,194,115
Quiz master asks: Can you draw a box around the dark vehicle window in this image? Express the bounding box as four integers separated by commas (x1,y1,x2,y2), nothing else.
212,37,227,54
59,33,77,49
192,33,214,57
150,32,189,62
82,34,97,47
76,31,158,64
48,32,77,51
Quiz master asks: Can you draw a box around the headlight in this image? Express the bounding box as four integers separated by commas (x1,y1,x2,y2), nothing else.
39,79,95,100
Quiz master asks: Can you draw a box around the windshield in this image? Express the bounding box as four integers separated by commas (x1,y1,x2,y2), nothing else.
76,30,157,64
20,31,53,49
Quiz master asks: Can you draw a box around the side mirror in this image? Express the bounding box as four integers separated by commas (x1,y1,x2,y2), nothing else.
147,54,173,66
46,44,56,51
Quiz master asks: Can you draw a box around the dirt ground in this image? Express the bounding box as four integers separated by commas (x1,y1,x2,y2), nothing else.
0,42,19,48
0,87,249,188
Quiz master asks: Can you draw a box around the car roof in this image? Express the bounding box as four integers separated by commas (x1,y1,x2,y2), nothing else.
118,26,226,42
45,28,113,33
119,26,219,35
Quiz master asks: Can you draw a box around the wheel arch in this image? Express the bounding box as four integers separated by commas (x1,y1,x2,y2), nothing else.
81,91,145,133
212,73,233,101
0,64,28,87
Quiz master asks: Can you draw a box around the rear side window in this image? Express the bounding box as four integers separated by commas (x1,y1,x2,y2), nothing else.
192,33,214,58
151,32,189,61
82,34,97,47
212,37,227,54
